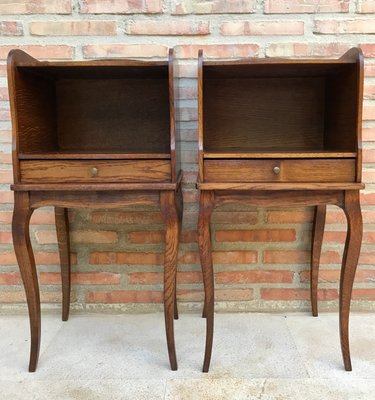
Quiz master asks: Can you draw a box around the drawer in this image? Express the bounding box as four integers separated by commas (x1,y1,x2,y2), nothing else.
20,160,171,183
204,159,356,183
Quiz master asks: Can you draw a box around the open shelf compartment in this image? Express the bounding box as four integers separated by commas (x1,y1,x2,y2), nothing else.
13,62,171,158
201,59,361,156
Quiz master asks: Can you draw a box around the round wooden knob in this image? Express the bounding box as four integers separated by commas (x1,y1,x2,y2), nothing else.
273,166,280,175
91,167,98,177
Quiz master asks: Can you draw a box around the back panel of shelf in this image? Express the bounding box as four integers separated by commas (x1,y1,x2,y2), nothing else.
202,62,359,155
15,65,171,156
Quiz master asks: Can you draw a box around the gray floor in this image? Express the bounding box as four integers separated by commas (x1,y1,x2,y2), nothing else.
1,312,375,399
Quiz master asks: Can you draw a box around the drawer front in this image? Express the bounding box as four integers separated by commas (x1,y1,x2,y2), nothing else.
204,159,356,182
20,160,171,183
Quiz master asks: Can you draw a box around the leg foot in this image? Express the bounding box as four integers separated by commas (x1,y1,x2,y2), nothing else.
311,205,326,317
339,191,362,371
161,191,179,370
55,207,71,321
198,191,215,372
12,192,40,372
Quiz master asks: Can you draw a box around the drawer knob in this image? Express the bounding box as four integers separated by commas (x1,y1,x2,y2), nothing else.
273,166,280,175
91,167,98,177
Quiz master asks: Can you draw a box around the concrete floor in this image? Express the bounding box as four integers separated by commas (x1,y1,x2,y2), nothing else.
0,312,374,399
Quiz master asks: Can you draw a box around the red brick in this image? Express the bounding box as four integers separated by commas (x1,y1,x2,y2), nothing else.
183,190,198,203
128,271,202,284
0,169,12,183
300,269,375,283
353,289,375,300
176,87,198,100
172,0,255,14
361,192,375,205
359,252,375,265
216,229,296,242
323,230,346,242
265,0,349,13
0,1,71,14
0,272,21,285
212,211,258,224
35,230,57,244
175,64,197,77
363,149,375,163
86,290,163,303
71,230,118,244
0,231,12,244
264,250,309,264
0,65,6,76
361,44,375,57
0,291,25,303
213,251,258,264
363,128,375,141
178,251,199,264
0,45,73,60
0,129,11,143
363,169,375,183
0,191,13,203
0,211,12,224
30,21,117,36
0,108,10,121
0,251,17,265
216,270,294,284
128,21,210,35
175,44,259,59
358,1,375,13
364,85,375,100
215,288,253,301
364,232,375,244
177,107,198,122
0,21,23,36
90,251,163,265
266,43,351,58
0,151,11,163
181,230,198,243
80,0,163,14
364,105,375,120
83,44,168,59
30,210,56,224
128,230,164,244
314,19,375,34
326,209,346,224
261,288,338,301
320,251,342,264
221,21,304,36
91,211,162,224
365,64,375,76
40,272,121,285
177,289,204,302
266,209,314,223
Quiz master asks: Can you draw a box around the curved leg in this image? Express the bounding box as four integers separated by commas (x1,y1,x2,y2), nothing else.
12,192,40,372
311,205,326,317
55,207,71,322
174,187,183,320
198,190,215,372
160,191,179,370
339,190,362,371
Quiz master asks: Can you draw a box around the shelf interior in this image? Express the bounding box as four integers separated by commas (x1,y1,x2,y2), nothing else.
15,66,171,155
19,151,171,160
202,62,358,154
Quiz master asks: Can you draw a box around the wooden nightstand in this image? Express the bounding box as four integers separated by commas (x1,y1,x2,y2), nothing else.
197,48,364,372
8,49,182,372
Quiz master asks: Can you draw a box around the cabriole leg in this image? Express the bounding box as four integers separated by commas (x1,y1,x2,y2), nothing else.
311,205,326,317
55,207,71,321
198,190,215,373
339,190,362,371
12,191,40,372
160,190,179,370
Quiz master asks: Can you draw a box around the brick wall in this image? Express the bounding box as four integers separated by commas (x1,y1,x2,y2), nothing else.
0,0,374,313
